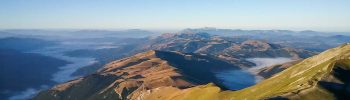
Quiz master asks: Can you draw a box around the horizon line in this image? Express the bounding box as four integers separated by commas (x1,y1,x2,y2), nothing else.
1,27,349,33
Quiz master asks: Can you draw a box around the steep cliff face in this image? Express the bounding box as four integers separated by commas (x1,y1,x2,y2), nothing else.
137,43,350,100
34,50,239,100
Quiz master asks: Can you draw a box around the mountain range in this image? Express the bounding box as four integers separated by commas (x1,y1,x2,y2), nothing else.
1,29,349,100
70,32,316,76
31,30,350,100
34,43,350,100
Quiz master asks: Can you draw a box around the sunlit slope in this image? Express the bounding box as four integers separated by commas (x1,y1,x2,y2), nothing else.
227,44,350,100
142,43,350,100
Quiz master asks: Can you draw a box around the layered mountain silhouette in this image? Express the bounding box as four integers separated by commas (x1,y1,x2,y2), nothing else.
0,37,56,52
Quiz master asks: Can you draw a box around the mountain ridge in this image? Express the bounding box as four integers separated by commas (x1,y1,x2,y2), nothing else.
33,50,239,100
138,43,350,100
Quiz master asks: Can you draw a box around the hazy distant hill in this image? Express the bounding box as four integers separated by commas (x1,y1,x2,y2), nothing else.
3,29,157,40
0,37,57,52
0,31,19,38
182,28,326,37
182,28,350,52
68,29,154,38
329,35,350,42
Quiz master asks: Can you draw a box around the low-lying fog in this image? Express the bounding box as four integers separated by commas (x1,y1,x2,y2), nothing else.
215,57,294,90
2,30,154,100
246,58,294,71
33,47,97,83
8,41,115,100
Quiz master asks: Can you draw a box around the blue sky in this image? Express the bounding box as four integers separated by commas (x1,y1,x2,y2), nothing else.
0,0,349,31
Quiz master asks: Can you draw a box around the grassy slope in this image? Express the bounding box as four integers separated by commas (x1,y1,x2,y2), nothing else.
143,43,350,100
227,43,350,100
